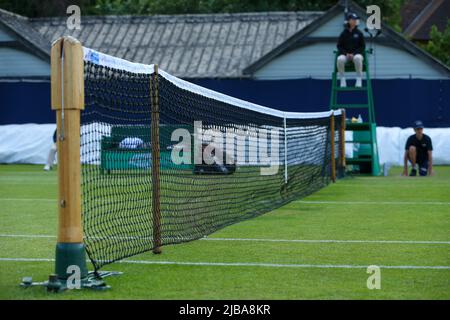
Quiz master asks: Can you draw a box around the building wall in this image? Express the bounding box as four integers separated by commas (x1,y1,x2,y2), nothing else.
307,13,383,38
0,26,50,77
0,47,50,77
253,12,449,79
0,26,14,41
253,42,448,79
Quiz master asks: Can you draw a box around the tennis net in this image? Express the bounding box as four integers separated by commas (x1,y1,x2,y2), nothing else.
80,47,344,271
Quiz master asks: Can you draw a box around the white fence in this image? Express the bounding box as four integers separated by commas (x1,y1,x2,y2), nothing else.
1,124,449,166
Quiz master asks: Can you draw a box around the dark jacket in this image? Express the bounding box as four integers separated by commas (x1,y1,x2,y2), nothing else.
405,134,433,164
337,27,365,55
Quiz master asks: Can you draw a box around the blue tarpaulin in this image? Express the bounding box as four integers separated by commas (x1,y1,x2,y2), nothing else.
1,79,448,127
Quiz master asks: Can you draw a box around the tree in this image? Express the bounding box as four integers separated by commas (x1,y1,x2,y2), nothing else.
0,0,405,31
93,0,151,15
0,0,96,17
90,0,337,15
352,0,404,31
425,20,450,67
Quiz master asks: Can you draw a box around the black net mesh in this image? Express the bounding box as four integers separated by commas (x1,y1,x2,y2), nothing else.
81,59,343,271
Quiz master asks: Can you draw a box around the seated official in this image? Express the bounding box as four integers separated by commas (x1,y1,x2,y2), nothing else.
403,120,433,176
336,13,366,88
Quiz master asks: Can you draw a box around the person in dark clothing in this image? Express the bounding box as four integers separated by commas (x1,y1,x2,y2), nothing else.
44,129,57,171
336,13,366,88
403,120,434,176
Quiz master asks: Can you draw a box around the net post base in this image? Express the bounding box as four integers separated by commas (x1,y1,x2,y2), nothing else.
20,271,122,293
152,247,162,254
55,243,88,280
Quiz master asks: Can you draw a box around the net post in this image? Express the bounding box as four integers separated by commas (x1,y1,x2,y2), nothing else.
283,115,288,184
330,112,336,183
151,64,162,254
339,109,346,172
51,36,88,280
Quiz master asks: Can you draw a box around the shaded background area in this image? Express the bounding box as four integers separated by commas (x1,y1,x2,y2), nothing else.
2,79,448,128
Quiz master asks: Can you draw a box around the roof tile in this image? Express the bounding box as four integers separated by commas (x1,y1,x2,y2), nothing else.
25,11,322,77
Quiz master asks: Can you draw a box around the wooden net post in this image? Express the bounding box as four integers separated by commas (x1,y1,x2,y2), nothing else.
151,64,162,254
330,112,336,183
51,36,88,280
339,109,346,172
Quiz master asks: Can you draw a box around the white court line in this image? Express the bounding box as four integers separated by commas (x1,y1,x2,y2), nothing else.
0,257,449,270
295,200,450,205
0,258,54,262
0,182,57,185
0,234,55,239
1,234,449,245
0,198,54,202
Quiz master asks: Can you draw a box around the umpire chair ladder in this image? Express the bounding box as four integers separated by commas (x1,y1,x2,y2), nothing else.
330,49,381,176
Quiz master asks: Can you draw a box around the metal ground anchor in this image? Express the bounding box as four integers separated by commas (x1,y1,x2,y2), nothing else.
20,271,122,292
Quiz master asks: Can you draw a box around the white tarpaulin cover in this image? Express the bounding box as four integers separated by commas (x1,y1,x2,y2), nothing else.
0,124,56,164
376,127,450,166
1,124,449,166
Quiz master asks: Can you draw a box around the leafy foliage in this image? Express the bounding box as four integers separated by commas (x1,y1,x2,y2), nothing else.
425,20,450,67
354,0,404,31
0,0,96,17
1,0,400,21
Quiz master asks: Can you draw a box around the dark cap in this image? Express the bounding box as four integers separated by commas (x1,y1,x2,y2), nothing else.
347,13,359,20
413,120,424,129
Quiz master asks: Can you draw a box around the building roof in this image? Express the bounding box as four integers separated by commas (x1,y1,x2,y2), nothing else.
1,4,448,79
0,8,50,61
402,0,449,41
401,0,430,32
29,11,322,78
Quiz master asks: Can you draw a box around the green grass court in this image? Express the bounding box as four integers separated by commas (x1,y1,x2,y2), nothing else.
0,164,449,299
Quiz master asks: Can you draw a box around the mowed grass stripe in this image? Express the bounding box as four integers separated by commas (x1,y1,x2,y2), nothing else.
2,236,449,267
295,200,450,205
1,198,450,205
1,195,449,242
1,233,450,245
2,262,449,300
